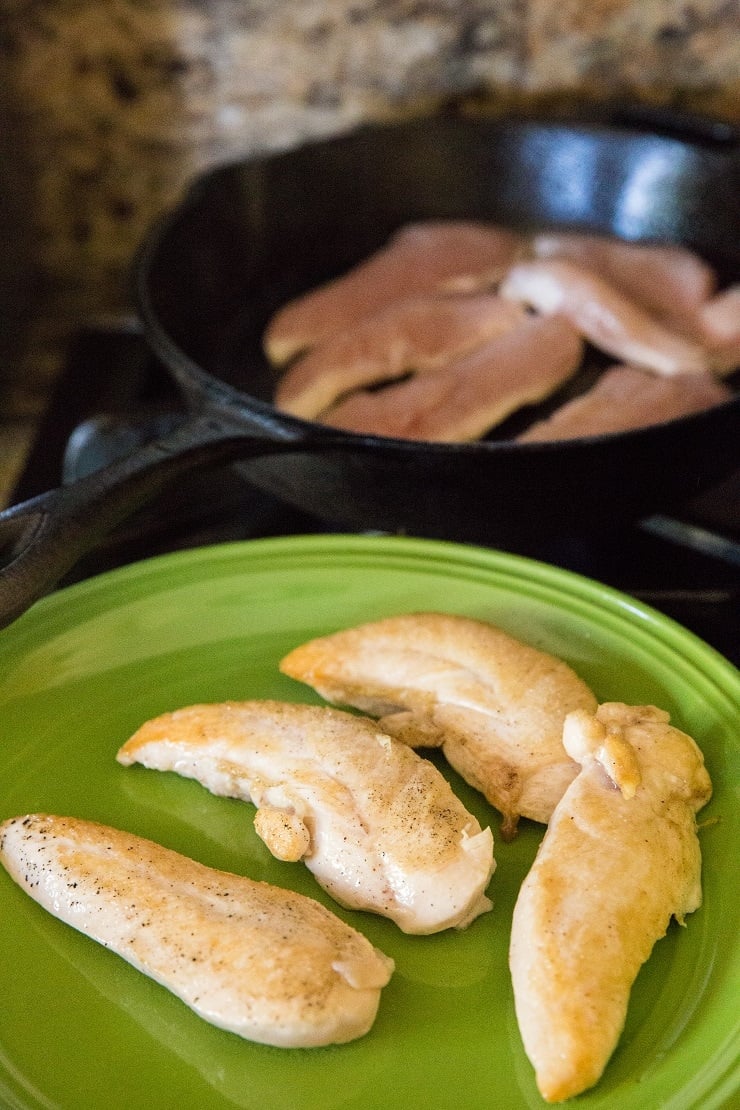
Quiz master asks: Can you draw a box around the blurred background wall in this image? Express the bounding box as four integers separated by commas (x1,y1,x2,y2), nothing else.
0,0,738,493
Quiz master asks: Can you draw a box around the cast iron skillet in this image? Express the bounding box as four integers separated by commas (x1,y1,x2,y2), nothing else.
0,107,738,628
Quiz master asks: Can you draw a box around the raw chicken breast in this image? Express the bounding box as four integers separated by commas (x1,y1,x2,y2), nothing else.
518,364,732,441
532,232,738,374
117,700,495,934
698,284,740,374
263,220,524,364
500,258,709,375
0,814,394,1048
509,703,712,1102
531,232,716,333
320,313,583,442
274,293,525,419
701,283,740,343
279,613,598,838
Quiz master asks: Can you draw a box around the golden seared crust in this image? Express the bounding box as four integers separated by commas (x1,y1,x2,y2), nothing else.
0,814,394,1047
118,700,495,934
509,703,712,1102
279,612,598,837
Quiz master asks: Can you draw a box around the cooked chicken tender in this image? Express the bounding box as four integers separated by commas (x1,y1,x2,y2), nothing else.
509,703,712,1103
274,293,525,420
117,700,495,934
500,258,709,375
0,814,394,1048
263,220,524,364
279,613,598,838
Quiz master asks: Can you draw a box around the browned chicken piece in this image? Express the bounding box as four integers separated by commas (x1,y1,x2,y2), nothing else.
273,293,526,419
263,221,525,365
517,364,732,442
698,284,740,374
0,814,394,1048
118,700,495,934
500,258,710,375
531,232,717,334
319,313,584,442
509,703,712,1103
279,612,598,839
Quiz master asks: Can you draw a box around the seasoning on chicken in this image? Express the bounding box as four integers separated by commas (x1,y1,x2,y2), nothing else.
319,313,583,442
0,813,394,1047
117,700,495,934
500,258,709,375
279,613,598,839
274,293,526,420
517,364,732,442
263,220,525,365
509,703,712,1102
531,232,717,334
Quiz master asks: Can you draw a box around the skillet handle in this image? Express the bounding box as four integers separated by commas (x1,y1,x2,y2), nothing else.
0,410,326,631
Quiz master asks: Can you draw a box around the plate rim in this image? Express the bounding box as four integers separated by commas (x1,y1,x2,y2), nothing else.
0,532,737,1110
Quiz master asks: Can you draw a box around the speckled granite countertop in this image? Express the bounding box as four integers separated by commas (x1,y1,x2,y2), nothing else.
1,0,738,505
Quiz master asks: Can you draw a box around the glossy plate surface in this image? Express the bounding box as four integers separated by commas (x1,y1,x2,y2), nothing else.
0,534,737,1110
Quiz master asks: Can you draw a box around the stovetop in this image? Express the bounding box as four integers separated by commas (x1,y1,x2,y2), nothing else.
11,320,740,664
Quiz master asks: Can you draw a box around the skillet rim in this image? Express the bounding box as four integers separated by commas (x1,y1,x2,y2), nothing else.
134,109,740,458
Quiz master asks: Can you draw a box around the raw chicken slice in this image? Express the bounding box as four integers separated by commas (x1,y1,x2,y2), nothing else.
263,220,525,364
531,232,716,333
509,703,712,1103
274,293,526,419
0,813,394,1048
279,613,598,839
698,284,740,374
320,313,583,442
117,700,495,934
500,258,709,375
517,364,732,442
701,283,740,343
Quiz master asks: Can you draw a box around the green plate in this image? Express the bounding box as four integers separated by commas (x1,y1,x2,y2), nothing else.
0,534,737,1110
